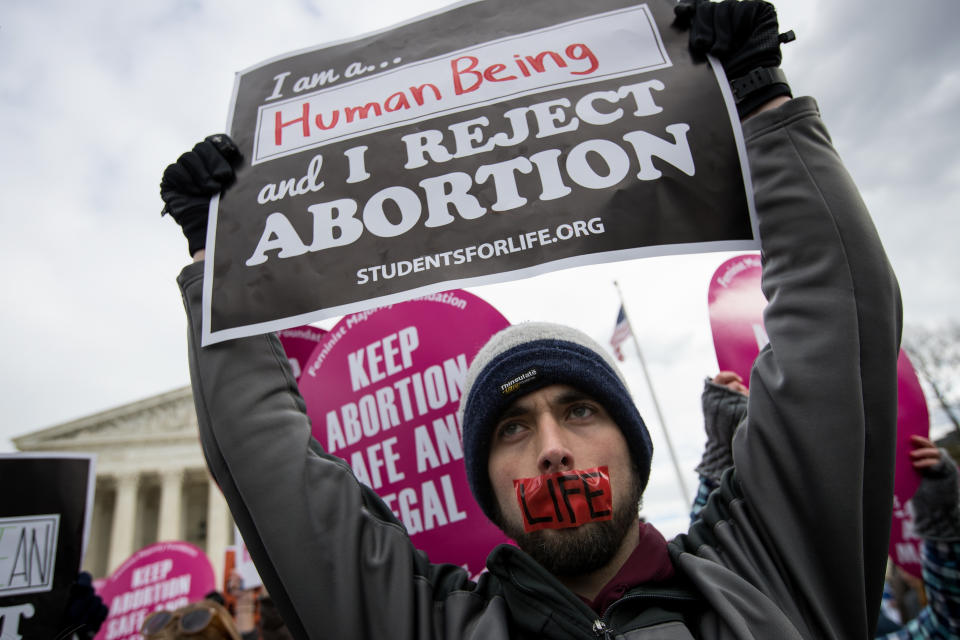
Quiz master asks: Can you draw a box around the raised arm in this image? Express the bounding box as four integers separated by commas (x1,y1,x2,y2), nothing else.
162,141,478,640
674,92,901,640
690,372,748,522
672,5,899,635
731,94,902,638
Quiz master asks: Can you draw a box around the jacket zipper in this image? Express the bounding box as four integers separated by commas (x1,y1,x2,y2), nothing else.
592,618,614,639
594,589,697,638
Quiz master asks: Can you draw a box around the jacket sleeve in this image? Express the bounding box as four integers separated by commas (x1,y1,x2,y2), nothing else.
730,96,902,638
689,380,748,523
177,264,478,640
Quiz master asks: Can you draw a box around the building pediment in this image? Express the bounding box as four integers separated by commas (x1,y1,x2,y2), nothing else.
14,387,199,451
11,386,230,584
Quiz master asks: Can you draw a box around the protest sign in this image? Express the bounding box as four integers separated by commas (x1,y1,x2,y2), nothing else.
297,289,510,577
94,541,216,640
0,453,94,640
888,350,930,578
277,324,328,381
707,255,931,577
230,526,263,590
707,253,765,386
203,0,757,344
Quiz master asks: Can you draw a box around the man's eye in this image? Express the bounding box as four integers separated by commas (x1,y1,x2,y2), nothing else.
496,422,526,440
568,404,596,420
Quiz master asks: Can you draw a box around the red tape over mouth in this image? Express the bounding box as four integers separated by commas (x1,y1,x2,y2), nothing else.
513,466,613,532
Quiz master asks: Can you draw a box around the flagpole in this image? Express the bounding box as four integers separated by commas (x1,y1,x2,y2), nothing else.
614,280,691,506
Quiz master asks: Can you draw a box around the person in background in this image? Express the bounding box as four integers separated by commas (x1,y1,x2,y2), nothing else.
59,571,109,640
225,570,261,640
139,598,243,640
877,435,960,639
257,588,294,640
689,375,960,638
689,371,748,522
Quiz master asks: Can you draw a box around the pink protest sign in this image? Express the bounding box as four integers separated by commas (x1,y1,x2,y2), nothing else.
889,349,930,578
707,254,766,387
707,255,931,577
298,290,511,577
94,541,216,640
277,324,328,381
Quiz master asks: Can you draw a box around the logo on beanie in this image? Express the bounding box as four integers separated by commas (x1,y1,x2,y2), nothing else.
500,369,537,395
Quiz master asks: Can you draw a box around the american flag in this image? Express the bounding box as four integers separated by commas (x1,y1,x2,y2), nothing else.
610,305,631,361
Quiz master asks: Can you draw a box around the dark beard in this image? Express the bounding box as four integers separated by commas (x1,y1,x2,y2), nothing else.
496,474,642,577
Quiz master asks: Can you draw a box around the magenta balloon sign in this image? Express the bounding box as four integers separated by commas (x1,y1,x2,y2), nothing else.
297,290,511,577
889,350,930,578
94,541,215,640
707,254,766,387
707,254,930,576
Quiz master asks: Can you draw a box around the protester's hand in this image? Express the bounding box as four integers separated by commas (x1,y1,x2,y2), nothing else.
674,0,794,117
61,571,109,640
909,434,960,540
160,134,242,257
910,434,952,477
712,370,748,396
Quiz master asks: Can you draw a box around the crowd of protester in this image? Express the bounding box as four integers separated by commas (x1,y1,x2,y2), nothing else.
692,371,960,639
131,580,292,639
62,370,958,639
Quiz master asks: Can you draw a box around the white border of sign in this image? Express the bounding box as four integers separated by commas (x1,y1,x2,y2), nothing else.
201,3,758,346
0,514,61,596
250,6,671,164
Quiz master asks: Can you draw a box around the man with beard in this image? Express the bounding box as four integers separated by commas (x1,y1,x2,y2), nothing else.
162,1,901,638
456,322,666,609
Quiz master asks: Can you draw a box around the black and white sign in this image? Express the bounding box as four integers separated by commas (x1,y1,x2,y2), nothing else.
203,0,757,344
0,454,95,640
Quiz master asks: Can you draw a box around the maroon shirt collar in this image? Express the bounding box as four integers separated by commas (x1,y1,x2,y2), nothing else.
580,521,675,615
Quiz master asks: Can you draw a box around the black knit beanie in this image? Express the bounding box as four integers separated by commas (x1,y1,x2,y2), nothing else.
458,322,653,523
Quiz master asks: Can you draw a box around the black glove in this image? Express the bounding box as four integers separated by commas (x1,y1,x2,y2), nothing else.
674,0,795,117
60,571,109,640
160,134,242,256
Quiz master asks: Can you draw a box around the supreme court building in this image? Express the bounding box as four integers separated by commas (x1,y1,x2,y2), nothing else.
13,387,234,584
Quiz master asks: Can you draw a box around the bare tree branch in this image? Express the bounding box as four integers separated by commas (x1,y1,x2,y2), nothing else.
903,321,960,434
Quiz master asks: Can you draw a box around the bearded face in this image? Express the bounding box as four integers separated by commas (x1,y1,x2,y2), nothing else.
486,384,644,577
494,471,642,576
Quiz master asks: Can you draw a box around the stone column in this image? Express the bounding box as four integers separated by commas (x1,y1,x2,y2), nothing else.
158,469,185,542
206,476,232,586
107,472,139,574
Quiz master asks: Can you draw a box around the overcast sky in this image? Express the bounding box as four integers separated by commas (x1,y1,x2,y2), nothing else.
2,0,958,536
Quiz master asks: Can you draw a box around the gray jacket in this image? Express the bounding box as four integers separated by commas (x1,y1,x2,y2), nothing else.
179,97,901,639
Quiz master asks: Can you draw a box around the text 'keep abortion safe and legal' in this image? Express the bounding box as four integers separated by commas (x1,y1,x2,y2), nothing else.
318,323,471,536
